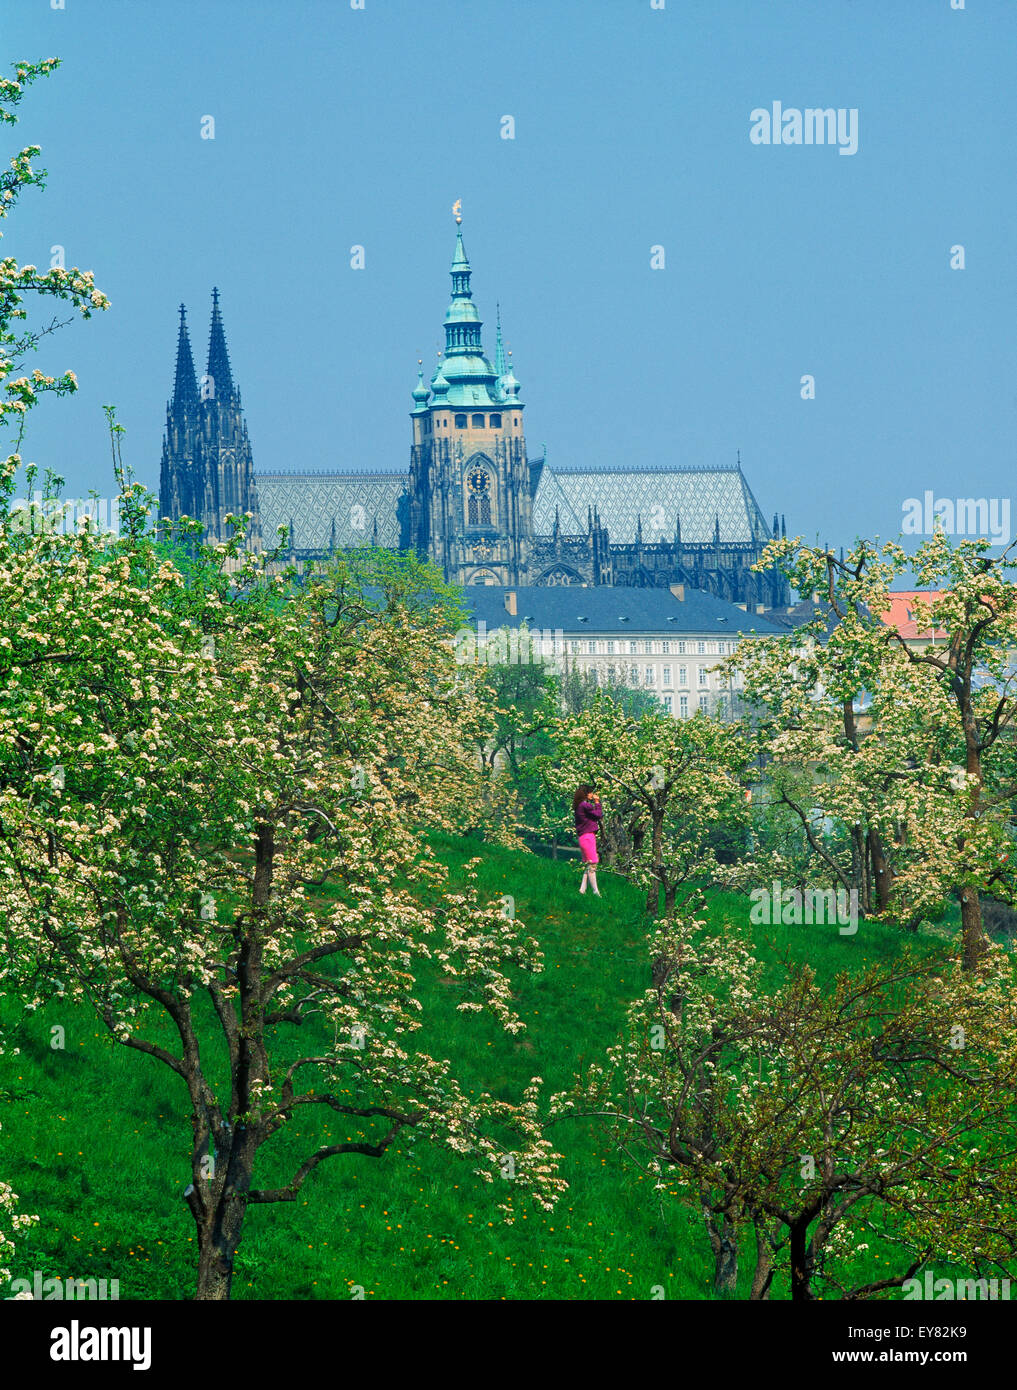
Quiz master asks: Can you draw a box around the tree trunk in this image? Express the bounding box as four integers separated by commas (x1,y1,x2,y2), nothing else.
701,1193,738,1296
867,827,893,911
551,835,558,861
749,1224,774,1300
959,739,989,971
194,1186,249,1300
960,887,989,972
789,1218,811,1302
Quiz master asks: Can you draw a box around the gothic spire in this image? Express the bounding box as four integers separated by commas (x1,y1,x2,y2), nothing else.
206,287,235,400
494,303,507,378
172,303,197,409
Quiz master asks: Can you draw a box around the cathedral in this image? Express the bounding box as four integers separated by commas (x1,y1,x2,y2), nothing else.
159,213,789,607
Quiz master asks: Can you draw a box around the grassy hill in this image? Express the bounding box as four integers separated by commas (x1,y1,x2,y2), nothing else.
0,834,961,1300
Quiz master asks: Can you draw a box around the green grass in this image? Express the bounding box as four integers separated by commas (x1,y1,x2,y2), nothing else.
0,836,976,1300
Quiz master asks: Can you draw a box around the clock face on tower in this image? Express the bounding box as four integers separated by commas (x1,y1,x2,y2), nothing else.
467,469,489,495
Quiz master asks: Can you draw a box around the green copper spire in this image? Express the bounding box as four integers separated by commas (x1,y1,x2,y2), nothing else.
434,204,502,407
411,357,430,413
444,223,484,360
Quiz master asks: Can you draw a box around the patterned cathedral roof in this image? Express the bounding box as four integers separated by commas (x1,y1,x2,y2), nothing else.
532,465,773,545
253,461,775,552
256,472,406,550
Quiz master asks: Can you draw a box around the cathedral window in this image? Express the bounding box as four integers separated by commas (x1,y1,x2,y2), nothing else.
472,414,485,428
466,467,493,526
490,414,502,427
455,414,467,428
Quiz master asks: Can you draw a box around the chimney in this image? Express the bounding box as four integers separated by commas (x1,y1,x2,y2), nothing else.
755,604,766,615
670,583,685,602
504,590,517,616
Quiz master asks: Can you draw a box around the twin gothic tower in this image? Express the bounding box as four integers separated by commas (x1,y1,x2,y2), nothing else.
407,212,533,584
158,289,262,548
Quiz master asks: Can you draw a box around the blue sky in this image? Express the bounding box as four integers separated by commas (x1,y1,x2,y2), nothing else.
4,0,1016,552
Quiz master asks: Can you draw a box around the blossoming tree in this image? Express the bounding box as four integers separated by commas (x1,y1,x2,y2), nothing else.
739,534,1017,967
0,54,108,1293
554,912,1017,1299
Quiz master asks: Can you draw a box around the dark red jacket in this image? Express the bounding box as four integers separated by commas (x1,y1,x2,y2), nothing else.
574,799,603,838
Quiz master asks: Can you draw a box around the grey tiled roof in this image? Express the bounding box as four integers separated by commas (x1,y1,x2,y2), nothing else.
459,585,786,636
256,471,407,550
533,465,772,545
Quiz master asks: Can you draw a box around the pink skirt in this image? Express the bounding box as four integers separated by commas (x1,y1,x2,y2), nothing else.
578,832,599,864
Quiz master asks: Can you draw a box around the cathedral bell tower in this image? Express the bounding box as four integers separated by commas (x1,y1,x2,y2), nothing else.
408,205,532,585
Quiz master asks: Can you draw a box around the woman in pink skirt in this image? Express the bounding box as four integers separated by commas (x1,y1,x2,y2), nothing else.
573,783,603,896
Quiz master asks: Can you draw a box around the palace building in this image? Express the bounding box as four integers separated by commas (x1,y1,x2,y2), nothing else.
159,213,789,607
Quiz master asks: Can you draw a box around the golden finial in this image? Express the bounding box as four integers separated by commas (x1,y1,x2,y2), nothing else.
452,198,462,225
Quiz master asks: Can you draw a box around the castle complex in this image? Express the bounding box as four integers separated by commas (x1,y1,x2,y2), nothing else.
159,213,789,607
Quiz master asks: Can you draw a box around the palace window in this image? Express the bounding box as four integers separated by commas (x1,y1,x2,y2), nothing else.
677,640,687,653
679,694,689,718
472,414,485,428
644,666,655,686
697,667,708,688
697,641,706,654
455,414,467,428
699,694,709,713
663,694,673,714
490,414,502,427
662,665,672,686
678,665,688,686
